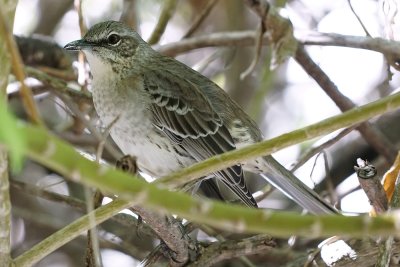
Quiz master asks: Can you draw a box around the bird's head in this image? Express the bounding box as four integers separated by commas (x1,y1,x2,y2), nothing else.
64,21,148,76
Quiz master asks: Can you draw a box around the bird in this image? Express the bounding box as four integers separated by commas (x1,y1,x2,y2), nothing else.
64,20,336,214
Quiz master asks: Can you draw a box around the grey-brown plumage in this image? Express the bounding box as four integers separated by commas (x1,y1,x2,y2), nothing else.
65,21,336,213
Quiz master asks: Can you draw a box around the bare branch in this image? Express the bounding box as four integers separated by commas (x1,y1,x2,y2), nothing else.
295,46,397,164
347,0,371,37
182,0,219,39
0,8,43,125
188,235,276,267
147,0,177,45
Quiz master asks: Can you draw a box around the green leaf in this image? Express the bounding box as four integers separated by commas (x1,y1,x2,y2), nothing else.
0,98,26,171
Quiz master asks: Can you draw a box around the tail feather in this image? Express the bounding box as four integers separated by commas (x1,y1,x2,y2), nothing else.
256,156,337,214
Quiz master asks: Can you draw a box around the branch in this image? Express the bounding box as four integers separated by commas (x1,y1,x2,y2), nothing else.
347,0,371,37
25,67,91,102
158,92,400,188
147,0,177,45
0,2,16,266
0,92,399,240
296,31,400,66
158,29,400,69
295,46,397,163
12,160,191,265
157,31,259,56
12,199,136,267
116,155,191,266
182,0,219,39
188,235,276,267
0,8,43,126
354,158,388,214
11,179,157,237
291,126,356,172
242,0,397,165
0,149,11,267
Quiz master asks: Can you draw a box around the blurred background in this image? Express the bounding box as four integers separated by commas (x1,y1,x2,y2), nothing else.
6,0,400,266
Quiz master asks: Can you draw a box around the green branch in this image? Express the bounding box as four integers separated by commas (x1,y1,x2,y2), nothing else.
157,92,400,187
13,199,135,267
1,91,400,266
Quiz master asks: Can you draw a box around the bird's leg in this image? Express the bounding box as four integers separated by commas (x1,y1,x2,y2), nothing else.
116,155,194,264
115,155,146,238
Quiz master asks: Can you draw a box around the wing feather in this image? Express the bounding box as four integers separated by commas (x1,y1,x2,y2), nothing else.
143,70,257,207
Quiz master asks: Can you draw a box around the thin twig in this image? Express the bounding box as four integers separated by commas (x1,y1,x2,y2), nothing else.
240,18,266,80
182,0,219,39
244,0,297,67
322,152,338,206
347,0,371,37
95,114,120,161
36,66,76,81
295,45,397,164
381,0,398,40
11,179,84,209
12,199,136,267
141,245,166,266
25,67,92,103
10,179,157,237
291,126,356,172
55,93,122,160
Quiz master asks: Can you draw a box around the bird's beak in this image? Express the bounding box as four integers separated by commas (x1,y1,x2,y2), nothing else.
64,39,93,51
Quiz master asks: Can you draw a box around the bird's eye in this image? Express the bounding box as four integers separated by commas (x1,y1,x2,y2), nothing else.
107,34,121,45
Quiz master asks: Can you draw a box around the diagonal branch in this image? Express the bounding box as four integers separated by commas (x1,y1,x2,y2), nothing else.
158,92,400,187
182,0,219,39
0,80,400,266
295,45,397,163
147,0,177,45
1,91,400,238
0,8,43,126
13,199,136,267
243,0,397,164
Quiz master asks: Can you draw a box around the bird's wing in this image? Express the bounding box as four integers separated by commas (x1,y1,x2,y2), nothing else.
142,70,257,207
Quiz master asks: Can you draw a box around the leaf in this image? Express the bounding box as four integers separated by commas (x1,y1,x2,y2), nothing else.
383,152,400,202
0,98,26,171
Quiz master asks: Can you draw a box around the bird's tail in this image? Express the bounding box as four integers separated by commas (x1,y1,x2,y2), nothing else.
256,156,337,214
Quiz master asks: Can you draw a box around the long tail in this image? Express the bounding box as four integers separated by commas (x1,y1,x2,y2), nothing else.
257,156,337,214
